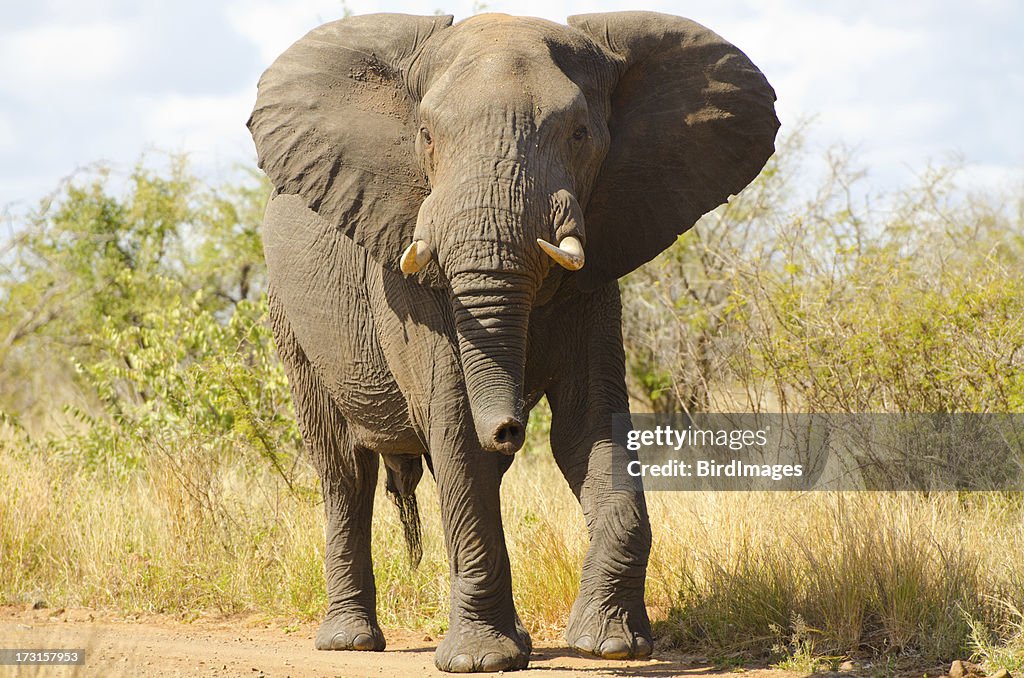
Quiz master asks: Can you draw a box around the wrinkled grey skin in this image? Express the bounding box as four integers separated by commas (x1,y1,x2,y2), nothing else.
248,11,777,673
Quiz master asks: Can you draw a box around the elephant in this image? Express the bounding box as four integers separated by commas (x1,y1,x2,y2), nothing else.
247,11,778,673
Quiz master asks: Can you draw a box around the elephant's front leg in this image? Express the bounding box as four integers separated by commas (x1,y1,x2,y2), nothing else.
545,286,653,660
553,437,653,659
431,426,532,673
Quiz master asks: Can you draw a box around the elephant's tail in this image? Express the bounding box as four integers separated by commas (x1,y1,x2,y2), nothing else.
384,460,423,568
390,490,423,568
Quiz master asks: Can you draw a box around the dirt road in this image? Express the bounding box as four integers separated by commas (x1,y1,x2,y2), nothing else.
0,607,789,677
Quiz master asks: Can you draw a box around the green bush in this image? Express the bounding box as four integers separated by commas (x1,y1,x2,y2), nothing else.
0,156,300,479
622,129,1024,414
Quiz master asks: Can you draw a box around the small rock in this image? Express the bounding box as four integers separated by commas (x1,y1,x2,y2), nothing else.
950,660,984,678
839,661,858,672
990,669,1011,678
423,634,433,641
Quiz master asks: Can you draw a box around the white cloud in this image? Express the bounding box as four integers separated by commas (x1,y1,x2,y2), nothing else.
826,100,955,149
958,163,1024,194
0,21,139,95
224,0,347,63
728,11,931,122
142,89,257,160
0,113,14,151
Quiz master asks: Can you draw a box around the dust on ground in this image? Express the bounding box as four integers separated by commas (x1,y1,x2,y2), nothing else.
0,606,799,677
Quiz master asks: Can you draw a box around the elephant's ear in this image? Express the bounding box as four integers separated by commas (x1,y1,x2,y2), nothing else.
567,11,779,290
247,14,452,284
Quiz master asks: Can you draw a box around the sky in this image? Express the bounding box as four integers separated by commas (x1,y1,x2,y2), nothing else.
1,0,1021,214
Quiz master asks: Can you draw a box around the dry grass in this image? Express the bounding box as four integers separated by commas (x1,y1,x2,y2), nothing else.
647,491,1024,659
2,440,1024,667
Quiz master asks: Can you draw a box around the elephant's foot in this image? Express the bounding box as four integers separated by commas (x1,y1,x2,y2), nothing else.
314,612,385,651
565,597,652,660
434,617,532,673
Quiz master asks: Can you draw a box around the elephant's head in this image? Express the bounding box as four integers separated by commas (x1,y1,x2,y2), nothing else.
248,12,779,454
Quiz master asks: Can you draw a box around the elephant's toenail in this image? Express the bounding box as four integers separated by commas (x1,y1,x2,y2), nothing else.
480,652,511,672
447,654,476,673
351,632,376,650
572,635,596,654
634,635,653,658
598,637,631,659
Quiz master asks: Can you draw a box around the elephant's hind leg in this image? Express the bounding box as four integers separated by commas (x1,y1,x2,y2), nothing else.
268,295,385,652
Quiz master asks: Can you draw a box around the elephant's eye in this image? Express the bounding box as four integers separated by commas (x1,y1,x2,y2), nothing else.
421,127,433,147
572,125,588,142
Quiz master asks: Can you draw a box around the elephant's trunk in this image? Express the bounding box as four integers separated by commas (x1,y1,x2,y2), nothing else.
450,272,531,455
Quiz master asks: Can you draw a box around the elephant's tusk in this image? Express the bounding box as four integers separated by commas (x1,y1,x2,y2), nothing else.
537,236,584,271
400,240,432,274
